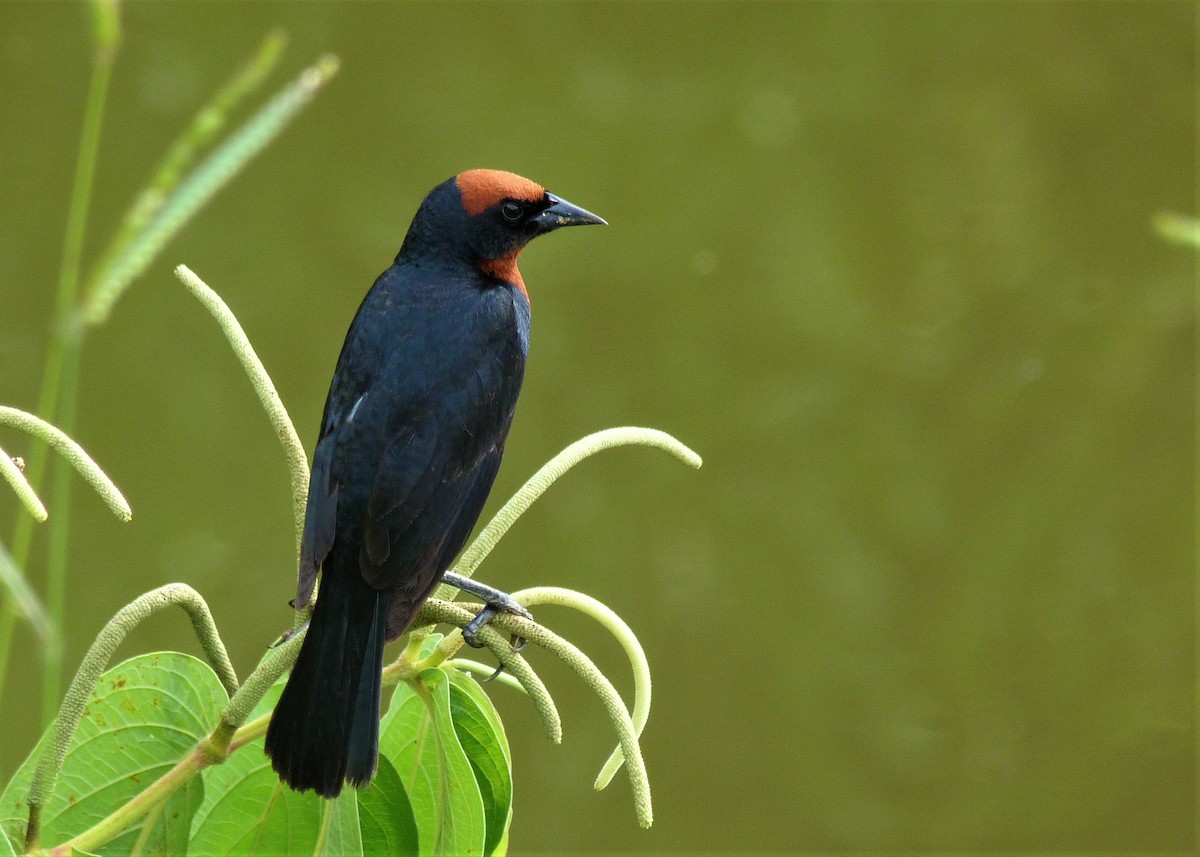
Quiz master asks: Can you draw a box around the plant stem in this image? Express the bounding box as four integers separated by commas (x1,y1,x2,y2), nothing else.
509,586,651,790
448,659,527,694
51,743,212,856
173,265,309,554
40,348,79,726
0,407,132,522
27,583,236,834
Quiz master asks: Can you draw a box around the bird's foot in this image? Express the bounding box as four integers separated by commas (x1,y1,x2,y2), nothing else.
441,571,532,650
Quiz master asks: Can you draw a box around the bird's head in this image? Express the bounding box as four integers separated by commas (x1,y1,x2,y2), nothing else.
400,169,605,296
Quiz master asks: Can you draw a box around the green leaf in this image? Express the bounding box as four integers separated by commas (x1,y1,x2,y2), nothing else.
491,823,509,857
188,680,323,856
0,653,226,856
317,790,362,857
380,668,486,857
0,819,15,856
356,755,418,857
137,775,204,856
448,671,512,857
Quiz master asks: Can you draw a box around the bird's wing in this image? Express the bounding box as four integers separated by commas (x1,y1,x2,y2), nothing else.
296,430,338,609
360,410,442,571
383,445,504,637
296,377,373,607
359,342,519,596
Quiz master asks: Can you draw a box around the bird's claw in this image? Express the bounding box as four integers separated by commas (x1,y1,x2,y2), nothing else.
440,571,530,653
461,595,531,651
461,608,494,649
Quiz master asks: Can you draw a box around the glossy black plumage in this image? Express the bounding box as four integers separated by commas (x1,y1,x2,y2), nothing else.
265,170,603,797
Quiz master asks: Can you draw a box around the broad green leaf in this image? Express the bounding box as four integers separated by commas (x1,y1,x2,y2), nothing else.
492,822,509,857
0,820,15,856
356,755,418,857
317,790,362,857
380,669,485,857
448,672,512,857
138,776,204,856
447,670,510,767
188,680,323,856
0,652,227,856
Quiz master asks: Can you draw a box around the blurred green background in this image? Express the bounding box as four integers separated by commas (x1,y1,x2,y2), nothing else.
1,1,1194,853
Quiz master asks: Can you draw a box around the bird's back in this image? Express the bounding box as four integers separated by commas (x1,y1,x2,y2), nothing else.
298,258,529,636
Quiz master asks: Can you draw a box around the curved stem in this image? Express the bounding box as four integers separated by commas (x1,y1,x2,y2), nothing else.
447,659,526,694
26,584,237,831
415,599,562,743
0,443,47,522
417,598,651,826
509,586,650,790
173,265,310,557
219,631,302,729
0,406,131,521
440,428,701,595
474,609,653,828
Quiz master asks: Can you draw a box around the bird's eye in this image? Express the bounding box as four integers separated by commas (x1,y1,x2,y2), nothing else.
500,200,524,222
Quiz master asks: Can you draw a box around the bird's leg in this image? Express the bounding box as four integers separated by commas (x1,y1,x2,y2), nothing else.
441,571,532,649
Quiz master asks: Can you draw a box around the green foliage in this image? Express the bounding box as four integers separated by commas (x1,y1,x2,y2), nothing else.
188,682,320,855
1,9,702,855
2,648,519,856
353,759,418,857
0,654,226,855
447,672,511,857
381,667,485,856
0,255,694,854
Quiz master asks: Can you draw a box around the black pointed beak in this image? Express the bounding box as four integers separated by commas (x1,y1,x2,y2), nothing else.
535,193,607,231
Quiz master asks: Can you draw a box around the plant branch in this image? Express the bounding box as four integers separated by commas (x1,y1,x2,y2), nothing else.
46,741,213,857
25,584,237,851
0,444,47,522
436,427,701,599
447,659,527,694
218,631,302,730
432,606,654,828
173,265,310,554
0,407,131,522
508,586,651,790
414,599,562,743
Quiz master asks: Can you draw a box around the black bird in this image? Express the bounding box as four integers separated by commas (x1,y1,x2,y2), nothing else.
265,169,605,797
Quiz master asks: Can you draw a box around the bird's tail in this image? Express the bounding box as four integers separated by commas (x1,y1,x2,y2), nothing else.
265,558,388,798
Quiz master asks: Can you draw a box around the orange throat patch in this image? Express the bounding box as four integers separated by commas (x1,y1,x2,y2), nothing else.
479,251,527,298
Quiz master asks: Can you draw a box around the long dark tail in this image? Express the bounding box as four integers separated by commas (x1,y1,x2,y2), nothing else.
265,558,388,798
